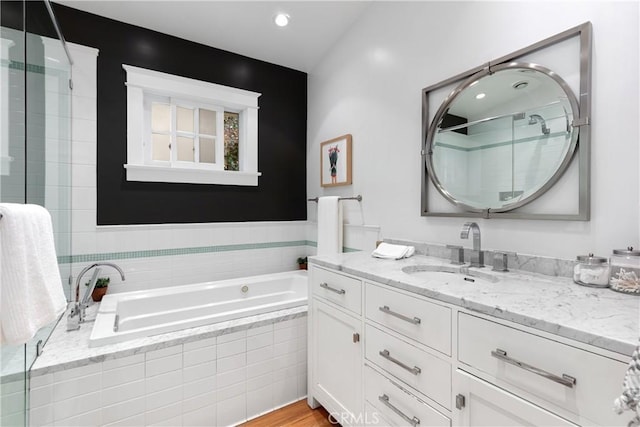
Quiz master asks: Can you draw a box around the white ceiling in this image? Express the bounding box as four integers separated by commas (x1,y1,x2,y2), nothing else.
55,1,372,72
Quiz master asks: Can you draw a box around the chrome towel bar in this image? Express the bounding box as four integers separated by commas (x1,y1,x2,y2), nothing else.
307,195,362,202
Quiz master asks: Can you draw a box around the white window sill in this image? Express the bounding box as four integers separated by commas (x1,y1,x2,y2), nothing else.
124,164,261,186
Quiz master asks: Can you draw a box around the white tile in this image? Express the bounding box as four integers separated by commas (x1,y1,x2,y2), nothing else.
216,382,245,400
217,330,246,344
183,337,216,351
146,386,182,412
246,359,273,380
71,164,96,189
0,390,23,415
101,362,144,389
183,390,216,414
146,369,182,394
183,360,216,383
217,338,246,359
149,415,182,427
272,375,298,408
273,365,297,382
247,331,273,351
246,385,274,421
274,339,297,357
101,379,145,407
183,345,216,368
183,404,216,427
71,186,96,210
53,372,101,402
53,391,101,421
53,409,100,427
297,348,307,364
274,318,296,330
29,404,53,427
247,345,273,365
246,372,273,392
146,353,182,377
217,366,246,389
273,352,297,371
71,117,96,143
71,95,96,121
30,374,53,389
103,413,145,427
217,353,246,373
274,326,297,343
216,394,245,427
146,345,182,361
246,324,273,337
53,363,101,383
101,397,145,426
145,402,182,426
29,385,52,409
297,373,308,399
183,375,216,400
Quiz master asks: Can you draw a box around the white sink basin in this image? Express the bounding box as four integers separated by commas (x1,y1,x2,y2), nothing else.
401,264,500,284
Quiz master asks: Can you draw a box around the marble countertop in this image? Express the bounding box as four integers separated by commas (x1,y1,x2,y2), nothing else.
310,252,639,357
30,304,307,377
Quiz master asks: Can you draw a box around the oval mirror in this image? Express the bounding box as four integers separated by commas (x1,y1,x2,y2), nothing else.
425,62,580,213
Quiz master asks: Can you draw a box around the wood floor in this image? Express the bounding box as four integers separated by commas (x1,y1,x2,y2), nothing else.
239,399,337,427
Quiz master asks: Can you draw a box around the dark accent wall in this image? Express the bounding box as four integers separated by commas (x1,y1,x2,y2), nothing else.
42,3,308,224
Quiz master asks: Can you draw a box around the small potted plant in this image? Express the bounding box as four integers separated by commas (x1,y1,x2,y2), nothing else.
297,257,308,270
87,277,110,302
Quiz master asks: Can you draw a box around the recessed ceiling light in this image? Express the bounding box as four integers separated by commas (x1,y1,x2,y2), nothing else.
475,93,486,100
274,13,290,27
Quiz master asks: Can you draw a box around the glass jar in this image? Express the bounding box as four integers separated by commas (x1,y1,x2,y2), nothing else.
609,247,640,294
573,254,610,287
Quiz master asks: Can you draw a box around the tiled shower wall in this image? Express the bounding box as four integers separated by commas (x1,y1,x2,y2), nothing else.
29,317,307,427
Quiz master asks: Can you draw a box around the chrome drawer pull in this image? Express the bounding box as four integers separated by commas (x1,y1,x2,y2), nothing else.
379,349,421,375
491,348,576,388
319,282,346,295
378,394,420,427
379,306,421,325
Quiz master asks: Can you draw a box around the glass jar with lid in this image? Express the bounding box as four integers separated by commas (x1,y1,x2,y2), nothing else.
609,247,640,294
573,254,610,287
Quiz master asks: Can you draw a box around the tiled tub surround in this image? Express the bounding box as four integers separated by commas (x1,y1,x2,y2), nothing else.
29,307,308,427
310,250,638,356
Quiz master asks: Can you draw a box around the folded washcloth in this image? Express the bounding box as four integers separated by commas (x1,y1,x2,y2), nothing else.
372,242,415,260
614,342,640,426
0,203,67,345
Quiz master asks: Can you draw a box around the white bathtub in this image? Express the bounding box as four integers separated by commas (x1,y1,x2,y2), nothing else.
89,270,307,347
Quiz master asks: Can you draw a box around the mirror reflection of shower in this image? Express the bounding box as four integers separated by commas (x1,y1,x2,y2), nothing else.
528,114,550,135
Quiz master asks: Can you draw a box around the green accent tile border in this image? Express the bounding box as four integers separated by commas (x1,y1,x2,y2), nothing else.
58,240,360,264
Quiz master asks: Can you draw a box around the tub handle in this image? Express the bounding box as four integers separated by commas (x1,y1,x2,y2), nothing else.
113,314,119,332
319,282,346,295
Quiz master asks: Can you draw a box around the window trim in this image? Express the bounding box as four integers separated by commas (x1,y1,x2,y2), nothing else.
123,64,261,186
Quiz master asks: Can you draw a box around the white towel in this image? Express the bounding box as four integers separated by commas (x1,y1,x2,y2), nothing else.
372,242,416,260
0,203,67,345
614,343,640,426
317,197,343,256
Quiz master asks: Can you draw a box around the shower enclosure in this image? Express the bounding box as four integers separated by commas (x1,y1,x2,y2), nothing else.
0,1,73,425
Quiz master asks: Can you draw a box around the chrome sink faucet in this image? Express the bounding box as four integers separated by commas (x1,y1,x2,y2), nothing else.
460,222,484,268
67,262,125,331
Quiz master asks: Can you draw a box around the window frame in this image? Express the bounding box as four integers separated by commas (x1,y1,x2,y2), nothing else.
123,64,261,186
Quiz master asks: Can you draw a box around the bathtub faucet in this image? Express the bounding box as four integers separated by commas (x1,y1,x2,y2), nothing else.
67,263,125,331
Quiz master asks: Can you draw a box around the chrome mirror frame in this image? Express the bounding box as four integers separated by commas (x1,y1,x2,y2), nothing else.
421,22,592,220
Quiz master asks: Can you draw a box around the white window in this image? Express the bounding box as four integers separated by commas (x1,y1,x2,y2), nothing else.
123,65,261,186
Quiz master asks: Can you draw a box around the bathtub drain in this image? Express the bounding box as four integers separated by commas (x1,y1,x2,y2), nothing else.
241,285,249,293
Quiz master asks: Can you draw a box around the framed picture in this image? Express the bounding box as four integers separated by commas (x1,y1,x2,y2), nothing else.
320,134,352,187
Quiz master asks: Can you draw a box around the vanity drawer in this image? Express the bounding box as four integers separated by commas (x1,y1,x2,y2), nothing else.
365,283,451,355
365,324,451,409
364,365,450,427
458,313,628,426
311,266,362,315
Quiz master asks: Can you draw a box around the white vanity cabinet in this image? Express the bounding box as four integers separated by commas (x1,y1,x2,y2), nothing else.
308,262,631,427
308,266,363,425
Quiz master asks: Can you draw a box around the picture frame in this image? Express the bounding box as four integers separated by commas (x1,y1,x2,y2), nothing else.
320,134,352,187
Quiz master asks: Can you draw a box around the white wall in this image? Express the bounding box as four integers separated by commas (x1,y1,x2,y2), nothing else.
307,1,640,259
